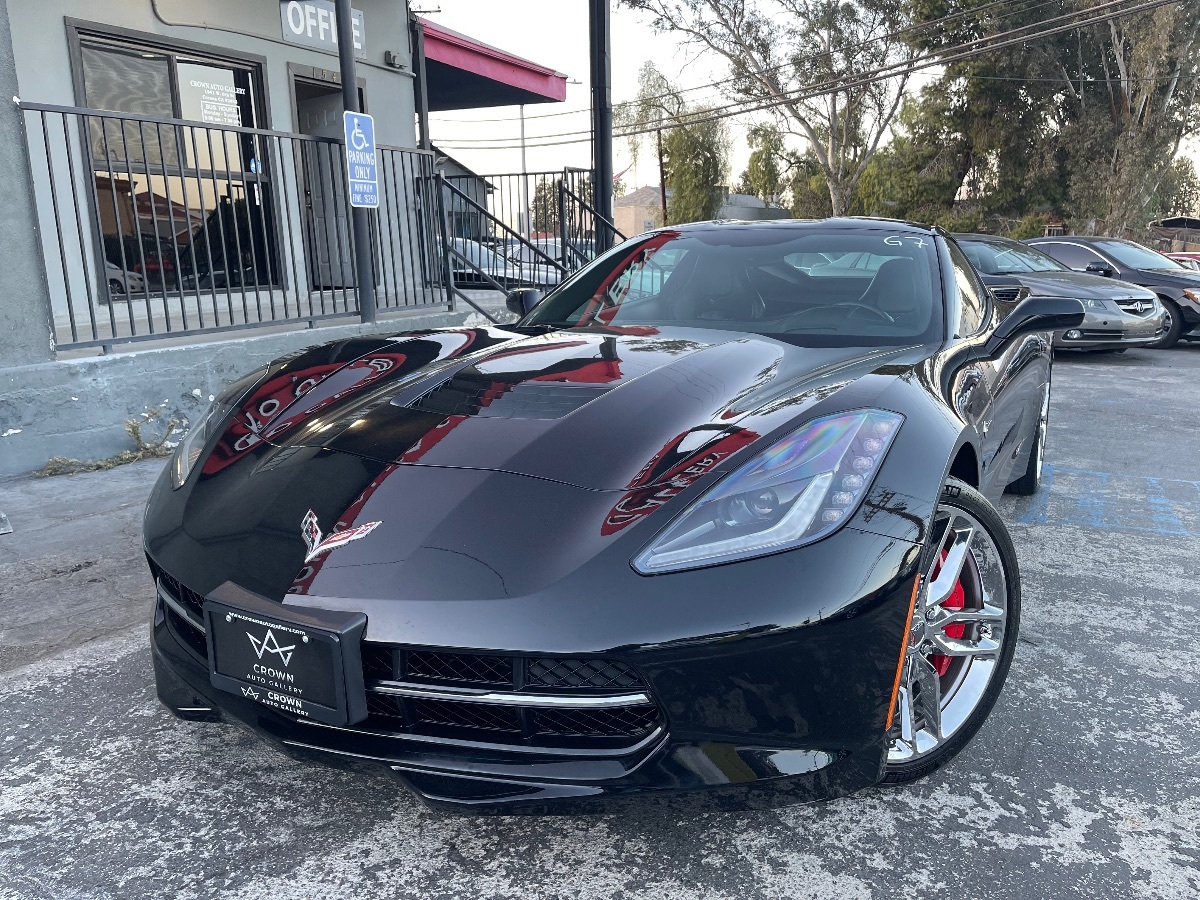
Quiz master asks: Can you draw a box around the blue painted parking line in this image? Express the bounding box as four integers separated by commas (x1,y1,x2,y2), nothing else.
1013,465,1200,536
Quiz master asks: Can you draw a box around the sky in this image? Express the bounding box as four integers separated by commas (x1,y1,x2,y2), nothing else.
421,1,1199,197
422,0,748,189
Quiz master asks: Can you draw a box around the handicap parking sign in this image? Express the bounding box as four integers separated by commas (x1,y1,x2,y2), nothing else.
343,111,379,209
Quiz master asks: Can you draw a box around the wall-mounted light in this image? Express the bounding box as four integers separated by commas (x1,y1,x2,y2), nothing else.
383,50,408,70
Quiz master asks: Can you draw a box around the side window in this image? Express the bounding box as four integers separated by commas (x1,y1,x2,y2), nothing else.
1037,242,1102,271
945,240,990,337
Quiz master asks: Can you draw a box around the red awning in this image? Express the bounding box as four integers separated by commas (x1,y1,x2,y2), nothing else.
420,18,567,111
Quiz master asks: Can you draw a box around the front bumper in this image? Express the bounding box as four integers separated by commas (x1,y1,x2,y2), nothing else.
1053,305,1165,349
149,528,918,813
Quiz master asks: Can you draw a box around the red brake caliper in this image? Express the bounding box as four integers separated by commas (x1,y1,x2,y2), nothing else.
929,548,966,676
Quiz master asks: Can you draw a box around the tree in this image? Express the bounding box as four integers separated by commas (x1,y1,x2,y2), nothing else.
621,0,916,216
902,0,1200,236
739,124,785,203
616,63,730,225
662,111,730,223
615,62,686,226
530,178,561,234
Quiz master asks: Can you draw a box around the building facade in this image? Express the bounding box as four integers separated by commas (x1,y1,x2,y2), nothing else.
0,0,565,475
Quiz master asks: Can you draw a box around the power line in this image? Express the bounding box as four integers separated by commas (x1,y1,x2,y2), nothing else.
431,0,1064,127
435,0,1183,150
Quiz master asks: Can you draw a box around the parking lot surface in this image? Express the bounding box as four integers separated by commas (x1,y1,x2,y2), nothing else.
1,346,1198,899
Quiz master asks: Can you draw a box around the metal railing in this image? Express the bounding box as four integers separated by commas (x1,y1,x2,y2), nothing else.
443,168,613,272
21,102,451,351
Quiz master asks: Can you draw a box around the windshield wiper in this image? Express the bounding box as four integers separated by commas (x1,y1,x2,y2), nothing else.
499,323,559,335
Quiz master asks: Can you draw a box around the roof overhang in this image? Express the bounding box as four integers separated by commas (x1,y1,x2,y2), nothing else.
419,18,567,111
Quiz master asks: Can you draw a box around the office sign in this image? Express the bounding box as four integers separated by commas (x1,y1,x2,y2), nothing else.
343,111,378,208
280,1,366,60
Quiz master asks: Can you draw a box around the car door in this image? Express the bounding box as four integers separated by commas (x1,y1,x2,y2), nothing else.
944,239,1047,497
1031,241,1121,278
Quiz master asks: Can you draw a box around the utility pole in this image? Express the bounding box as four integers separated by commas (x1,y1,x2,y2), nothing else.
657,129,667,226
589,0,613,251
336,0,376,323
519,105,530,238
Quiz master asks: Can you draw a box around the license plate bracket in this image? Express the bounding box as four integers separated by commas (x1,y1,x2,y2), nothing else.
203,581,368,726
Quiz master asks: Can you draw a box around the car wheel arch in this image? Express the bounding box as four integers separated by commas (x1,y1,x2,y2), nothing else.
947,441,980,489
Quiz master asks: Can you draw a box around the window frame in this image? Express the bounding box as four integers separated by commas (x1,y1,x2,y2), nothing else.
66,18,272,131
942,236,994,339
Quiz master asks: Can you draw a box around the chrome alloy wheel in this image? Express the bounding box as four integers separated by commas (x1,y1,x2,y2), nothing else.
887,507,1009,764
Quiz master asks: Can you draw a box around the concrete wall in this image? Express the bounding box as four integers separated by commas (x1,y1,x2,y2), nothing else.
6,0,417,147
0,304,493,476
0,2,55,367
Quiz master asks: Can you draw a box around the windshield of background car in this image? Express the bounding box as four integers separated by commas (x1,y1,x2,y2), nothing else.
523,227,944,347
1094,240,1184,271
959,239,1066,274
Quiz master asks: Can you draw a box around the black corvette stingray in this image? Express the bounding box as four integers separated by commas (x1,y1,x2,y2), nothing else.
145,218,1083,811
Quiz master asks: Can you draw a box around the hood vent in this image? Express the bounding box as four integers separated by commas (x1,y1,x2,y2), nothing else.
411,376,614,420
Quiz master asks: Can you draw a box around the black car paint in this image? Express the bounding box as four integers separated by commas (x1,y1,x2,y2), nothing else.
145,221,1071,811
1026,236,1200,336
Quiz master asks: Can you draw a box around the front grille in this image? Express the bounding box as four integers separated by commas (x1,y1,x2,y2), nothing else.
148,559,208,658
365,646,646,692
1115,299,1154,316
361,643,661,748
148,559,205,624
528,657,644,690
147,559,665,751
407,650,513,686
412,376,612,419
1079,328,1123,339
532,705,660,737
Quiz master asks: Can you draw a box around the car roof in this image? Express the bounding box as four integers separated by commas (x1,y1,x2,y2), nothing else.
659,216,939,237
1026,235,1126,244
951,233,1017,244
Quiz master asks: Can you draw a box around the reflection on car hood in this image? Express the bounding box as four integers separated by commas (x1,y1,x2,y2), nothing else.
1003,270,1156,300
216,325,922,491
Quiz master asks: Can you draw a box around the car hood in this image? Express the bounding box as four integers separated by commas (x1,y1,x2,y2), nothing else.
216,325,920,492
1002,270,1155,300
1138,267,1200,287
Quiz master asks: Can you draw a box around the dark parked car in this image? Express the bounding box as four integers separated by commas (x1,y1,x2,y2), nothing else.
955,234,1164,352
145,218,1083,812
1026,236,1200,348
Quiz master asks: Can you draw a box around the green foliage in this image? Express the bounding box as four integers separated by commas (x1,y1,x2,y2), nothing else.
740,125,785,204
530,178,561,234
663,112,730,224
892,1,1200,236
620,0,916,215
1005,214,1051,241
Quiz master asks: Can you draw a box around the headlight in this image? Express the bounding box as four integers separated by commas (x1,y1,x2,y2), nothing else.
170,399,232,489
1083,298,1110,311
632,410,903,574
169,366,269,489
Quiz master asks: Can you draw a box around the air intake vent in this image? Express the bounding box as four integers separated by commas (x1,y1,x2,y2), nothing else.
991,286,1030,305
411,376,612,419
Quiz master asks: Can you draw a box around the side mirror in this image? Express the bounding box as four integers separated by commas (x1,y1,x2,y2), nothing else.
506,288,544,317
984,297,1085,356
1084,262,1115,277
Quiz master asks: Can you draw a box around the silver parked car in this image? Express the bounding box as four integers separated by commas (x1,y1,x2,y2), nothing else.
955,234,1165,352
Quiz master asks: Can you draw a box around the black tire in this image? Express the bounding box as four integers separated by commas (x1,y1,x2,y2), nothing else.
1005,382,1048,496
1151,298,1183,349
881,478,1022,785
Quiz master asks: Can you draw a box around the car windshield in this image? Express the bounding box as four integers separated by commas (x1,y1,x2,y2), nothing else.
523,227,943,347
1092,239,1183,271
959,239,1066,274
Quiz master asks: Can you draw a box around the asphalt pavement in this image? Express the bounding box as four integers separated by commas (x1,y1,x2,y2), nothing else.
1,345,1198,899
